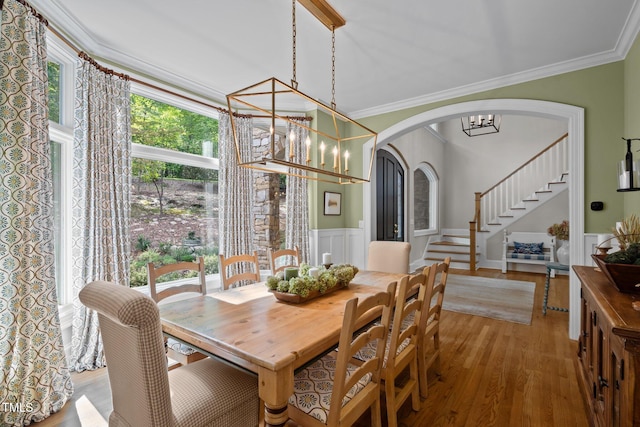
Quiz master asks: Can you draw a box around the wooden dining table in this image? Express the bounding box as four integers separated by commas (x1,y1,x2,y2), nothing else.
159,269,406,427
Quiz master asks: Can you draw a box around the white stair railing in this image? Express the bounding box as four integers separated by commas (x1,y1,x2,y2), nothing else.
469,133,568,269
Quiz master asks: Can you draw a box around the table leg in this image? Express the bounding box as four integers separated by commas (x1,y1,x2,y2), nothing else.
259,365,294,427
543,267,551,315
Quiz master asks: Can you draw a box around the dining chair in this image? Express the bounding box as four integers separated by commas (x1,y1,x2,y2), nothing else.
219,251,260,290
367,241,411,274
288,281,397,427
79,280,260,427
353,272,428,427
418,257,451,398
147,256,208,367
267,245,300,275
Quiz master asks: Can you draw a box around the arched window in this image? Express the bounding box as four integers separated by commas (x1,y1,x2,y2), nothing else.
413,163,438,235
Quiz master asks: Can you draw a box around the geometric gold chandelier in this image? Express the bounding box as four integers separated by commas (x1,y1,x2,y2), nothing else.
225,0,377,184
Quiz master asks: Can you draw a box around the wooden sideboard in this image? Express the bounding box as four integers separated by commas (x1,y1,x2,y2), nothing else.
574,265,640,427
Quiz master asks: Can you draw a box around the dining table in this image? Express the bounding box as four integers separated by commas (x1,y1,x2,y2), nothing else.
158,269,406,427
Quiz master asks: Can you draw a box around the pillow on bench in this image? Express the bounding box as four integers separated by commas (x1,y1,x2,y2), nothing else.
513,241,544,255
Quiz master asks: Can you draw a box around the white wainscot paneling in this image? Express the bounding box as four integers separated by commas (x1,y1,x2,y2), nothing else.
309,228,364,269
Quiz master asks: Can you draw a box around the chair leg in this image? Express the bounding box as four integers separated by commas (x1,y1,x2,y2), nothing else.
432,334,441,376
409,358,421,411
371,394,383,427
385,379,397,427
418,352,429,399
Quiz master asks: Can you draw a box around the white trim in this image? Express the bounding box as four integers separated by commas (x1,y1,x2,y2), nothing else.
362,99,584,340
132,143,220,170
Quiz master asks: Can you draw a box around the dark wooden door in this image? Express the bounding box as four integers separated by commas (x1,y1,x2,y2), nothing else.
376,149,404,241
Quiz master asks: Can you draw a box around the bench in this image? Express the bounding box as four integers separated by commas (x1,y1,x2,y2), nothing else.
502,230,556,276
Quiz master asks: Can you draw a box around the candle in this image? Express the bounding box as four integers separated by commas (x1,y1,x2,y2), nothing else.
309,267,320,278
597,234,612,248
322,253,332,265
344,150,349,171
332,147,338,169
320,141,325,166
305,136,311,162
289,130,295,159
284,267,299,280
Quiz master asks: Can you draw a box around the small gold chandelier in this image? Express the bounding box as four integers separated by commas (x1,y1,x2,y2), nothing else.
226,0,377,184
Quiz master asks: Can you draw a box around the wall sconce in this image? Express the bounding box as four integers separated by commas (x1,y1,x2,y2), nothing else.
617,137,640,191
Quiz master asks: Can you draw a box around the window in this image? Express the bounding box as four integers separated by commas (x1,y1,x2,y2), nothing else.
414,163,438,235
47,61,61,124
129,93,220,287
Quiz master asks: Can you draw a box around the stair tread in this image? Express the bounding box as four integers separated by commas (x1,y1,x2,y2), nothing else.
428,249,470,254
431,241,469,247
425,256,470,264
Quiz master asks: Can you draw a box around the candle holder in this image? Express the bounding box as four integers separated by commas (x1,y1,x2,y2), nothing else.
323,263,333,270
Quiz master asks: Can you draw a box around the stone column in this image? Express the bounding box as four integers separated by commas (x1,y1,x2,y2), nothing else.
252,132,281,269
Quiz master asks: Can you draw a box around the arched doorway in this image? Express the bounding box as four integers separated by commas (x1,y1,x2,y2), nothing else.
362,99,584,339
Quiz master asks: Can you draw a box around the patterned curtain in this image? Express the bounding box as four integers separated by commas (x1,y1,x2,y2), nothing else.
218,112,254,261
0,1,73,425
285,120,310,263
69,57,131,371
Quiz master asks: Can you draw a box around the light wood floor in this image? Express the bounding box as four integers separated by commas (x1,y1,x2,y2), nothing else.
35,268,589,427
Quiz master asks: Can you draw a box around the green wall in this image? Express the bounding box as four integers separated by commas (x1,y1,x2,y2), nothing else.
326,61,627,233
624,32,640,215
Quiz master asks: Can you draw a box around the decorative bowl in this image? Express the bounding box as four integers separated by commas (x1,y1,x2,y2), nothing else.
591,254,640,294
269,282,348,304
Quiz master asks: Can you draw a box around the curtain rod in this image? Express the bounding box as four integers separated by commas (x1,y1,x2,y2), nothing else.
36,2,312,121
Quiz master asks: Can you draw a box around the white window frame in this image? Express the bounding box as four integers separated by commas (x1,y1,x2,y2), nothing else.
413,163,438,236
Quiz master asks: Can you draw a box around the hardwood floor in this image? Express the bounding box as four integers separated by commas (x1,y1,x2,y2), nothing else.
35,268,589,427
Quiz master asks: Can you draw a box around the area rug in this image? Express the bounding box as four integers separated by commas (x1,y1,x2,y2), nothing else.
442,274,535,325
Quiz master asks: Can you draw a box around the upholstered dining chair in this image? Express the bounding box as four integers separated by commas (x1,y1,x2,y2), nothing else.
418,257,451,398
267,246,300,275
367,241,411,274
219,251,260,290
147,256,207,367
288,281,397,427
353,272,428,427
79,280,260,427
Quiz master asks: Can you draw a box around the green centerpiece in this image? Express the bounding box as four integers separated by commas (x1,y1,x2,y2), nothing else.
266,263,359,303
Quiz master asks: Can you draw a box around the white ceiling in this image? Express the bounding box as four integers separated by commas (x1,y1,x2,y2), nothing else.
32,0,640,118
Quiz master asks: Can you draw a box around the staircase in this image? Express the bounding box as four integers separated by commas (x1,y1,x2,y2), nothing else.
424,230,475,269
424,133,569,270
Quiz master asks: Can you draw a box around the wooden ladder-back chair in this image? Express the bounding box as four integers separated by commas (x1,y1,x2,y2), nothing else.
267,245,300,275
418,257,451,398
79,280,260,427
288,282,397,427
353,272,427,427
219,251,260,290
147,256,208,367
367,241,411,274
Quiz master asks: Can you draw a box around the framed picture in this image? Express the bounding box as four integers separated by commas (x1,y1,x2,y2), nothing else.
324,191,342,216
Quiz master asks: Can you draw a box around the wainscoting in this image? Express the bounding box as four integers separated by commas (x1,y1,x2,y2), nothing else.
309,228,365,269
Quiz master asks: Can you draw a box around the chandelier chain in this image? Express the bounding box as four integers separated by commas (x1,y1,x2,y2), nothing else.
291,0,297,89
331,26,336,110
